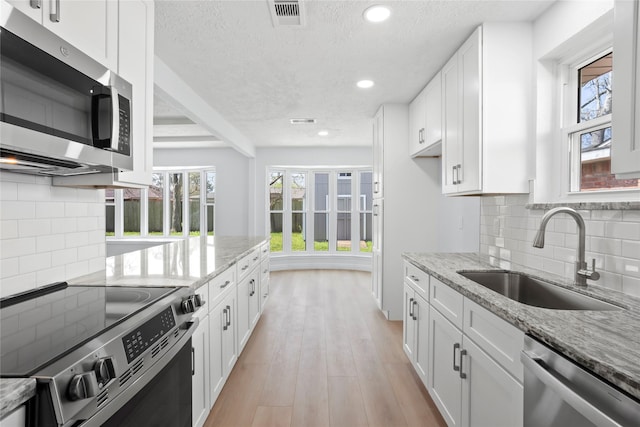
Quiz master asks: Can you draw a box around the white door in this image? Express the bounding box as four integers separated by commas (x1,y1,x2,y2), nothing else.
222,290,238,378
442,52,460,194
414,294,429,387
192,318,210,427
428,307,463,426
237,274,251,351
403,283,415,361
43,0,118,69
248,274,260,330
460,338,523,427
209,303,225,408
458,27,482,194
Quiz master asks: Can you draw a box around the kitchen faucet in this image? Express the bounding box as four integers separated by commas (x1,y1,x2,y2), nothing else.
532,207,600,286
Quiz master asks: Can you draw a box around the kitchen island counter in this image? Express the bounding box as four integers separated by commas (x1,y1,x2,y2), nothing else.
0,378,35,419
403,252,640,401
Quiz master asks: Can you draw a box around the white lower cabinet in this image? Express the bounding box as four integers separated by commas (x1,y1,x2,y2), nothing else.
406,263,524,427
237,267,260,352
209,288,237,406
0,405,25,427
403,282,429,386
192,316,210,427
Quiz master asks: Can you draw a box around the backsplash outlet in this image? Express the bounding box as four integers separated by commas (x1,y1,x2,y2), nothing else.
0,172,106,298
480,195,640,297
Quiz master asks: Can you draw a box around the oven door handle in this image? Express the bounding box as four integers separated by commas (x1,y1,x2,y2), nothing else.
78,318,199,427
520,351,621,427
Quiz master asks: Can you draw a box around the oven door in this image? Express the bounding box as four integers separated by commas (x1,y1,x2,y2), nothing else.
77,321,196,427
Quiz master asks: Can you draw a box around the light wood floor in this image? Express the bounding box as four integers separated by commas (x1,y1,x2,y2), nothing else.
204,270,447,427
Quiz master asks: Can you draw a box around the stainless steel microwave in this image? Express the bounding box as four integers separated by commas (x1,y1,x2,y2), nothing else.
0,2,133,176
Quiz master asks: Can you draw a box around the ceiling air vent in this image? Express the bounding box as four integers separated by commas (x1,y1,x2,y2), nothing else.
289,118,316,125
268,0,306,27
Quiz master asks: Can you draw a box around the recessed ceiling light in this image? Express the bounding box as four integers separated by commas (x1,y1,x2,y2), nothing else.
363,5,390,23
318,130,329,136
357,79,375,89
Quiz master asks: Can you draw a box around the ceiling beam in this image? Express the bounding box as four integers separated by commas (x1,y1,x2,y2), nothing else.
154,56,256,158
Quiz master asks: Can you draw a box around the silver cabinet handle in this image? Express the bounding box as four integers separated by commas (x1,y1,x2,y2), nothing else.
222,307,228,330
50,0,60,22
520,351,619,427
411,300,417,321
241,265,249,271
220,280,230,289
452,165,457,185
410,274,419,282
408,297,414,319
226,305,231,328
253,256,259,261
374,181,379,194
191,347,195,376
30,0,41,9
456,164,462,185
459,349,467,379
453,343,460,372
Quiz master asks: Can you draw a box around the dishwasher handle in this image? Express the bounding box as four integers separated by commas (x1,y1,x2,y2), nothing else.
521,351,622,427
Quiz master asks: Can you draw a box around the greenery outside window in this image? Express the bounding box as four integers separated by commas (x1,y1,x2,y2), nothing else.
106,167,215,238
268,167,372,254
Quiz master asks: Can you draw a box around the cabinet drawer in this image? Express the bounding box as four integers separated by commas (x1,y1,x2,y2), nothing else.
404,261,429,298
430,276,464,330
237,248,260,280
463,298,524,382
209,267,235,310
260,242,270,260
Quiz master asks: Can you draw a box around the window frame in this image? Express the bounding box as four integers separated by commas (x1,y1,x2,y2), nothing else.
107,167,215,239
556,40,639,202
267,167,372,256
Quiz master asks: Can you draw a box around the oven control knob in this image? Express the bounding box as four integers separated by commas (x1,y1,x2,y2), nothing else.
68,372,99,401
181,297,196,314
94,357,116,387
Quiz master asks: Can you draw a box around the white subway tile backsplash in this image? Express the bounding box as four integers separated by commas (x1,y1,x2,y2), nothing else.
0,201,36,220
1,171,106,297
480,195,640,298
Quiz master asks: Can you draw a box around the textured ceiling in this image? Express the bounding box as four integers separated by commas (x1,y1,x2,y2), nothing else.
154,0,554,149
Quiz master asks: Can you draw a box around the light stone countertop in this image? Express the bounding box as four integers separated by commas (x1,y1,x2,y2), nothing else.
403,252,640,401
0,235,268,417
0,378,35,419
70,235,269,289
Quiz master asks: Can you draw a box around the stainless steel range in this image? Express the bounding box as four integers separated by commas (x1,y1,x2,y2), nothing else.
0,282,204,427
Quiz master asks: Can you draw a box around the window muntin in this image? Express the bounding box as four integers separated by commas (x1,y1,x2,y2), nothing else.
268,168,372,256
269,171,284,252
567,51,638,192
107,168,215,238
359,171,373,253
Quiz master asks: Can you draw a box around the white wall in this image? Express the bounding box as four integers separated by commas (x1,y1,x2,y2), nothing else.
154,147,251,236
0,172,106,298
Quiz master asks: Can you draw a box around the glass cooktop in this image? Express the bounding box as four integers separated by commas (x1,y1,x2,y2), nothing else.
0,283,177,377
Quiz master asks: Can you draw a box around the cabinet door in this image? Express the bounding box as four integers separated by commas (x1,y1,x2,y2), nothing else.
209,303,224,408
442,53,460,194
425,71,443,148
192,318,210,427
403,283,416,361
414,294,429,387
248,272,260,330
113,0,153,186
221,291,238,379
237,274,251,352
409,88,427,156
460,338,523,427
428,307,463,427
458,27,482,194
43,0,118,69
373,107,384,198
6,0,41,21
612,0,640,177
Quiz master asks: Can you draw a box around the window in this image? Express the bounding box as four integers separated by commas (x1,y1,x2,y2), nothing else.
107,168,215,238
268,168,372,255
565,51,638,192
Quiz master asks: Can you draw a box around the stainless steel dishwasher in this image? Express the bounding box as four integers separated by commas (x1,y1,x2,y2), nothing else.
521,335,640,427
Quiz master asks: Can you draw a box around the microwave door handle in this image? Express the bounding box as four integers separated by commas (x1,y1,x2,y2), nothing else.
110,87,120,151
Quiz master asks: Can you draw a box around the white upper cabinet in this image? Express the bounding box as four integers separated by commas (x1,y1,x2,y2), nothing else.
442,24,532,196
6,0,117,70
410,72,442,157
53,0,155,188
611,0,640,178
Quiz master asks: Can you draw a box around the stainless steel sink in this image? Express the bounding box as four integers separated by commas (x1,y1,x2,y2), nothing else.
458,271,620,311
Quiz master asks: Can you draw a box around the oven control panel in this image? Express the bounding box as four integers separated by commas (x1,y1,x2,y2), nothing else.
122,306,176,363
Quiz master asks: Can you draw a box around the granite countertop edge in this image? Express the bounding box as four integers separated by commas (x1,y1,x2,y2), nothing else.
0,378,36,419
402,252,640,401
